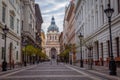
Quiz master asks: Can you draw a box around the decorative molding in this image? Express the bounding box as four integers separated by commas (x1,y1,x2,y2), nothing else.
85,14,120,42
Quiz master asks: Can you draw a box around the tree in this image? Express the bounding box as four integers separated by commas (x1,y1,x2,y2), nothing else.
59,44,77,63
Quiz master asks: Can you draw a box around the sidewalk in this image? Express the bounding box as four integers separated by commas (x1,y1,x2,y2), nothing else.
0,63,36,74
74,63,120,77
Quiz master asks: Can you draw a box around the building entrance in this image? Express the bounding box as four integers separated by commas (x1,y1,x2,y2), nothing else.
51,47,57,59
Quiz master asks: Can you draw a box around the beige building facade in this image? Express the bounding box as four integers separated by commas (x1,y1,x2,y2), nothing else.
45,17,60,59
21,0,37,64
41,29,46,53
0,0,21,68
75,0,120,67
63,1,76,64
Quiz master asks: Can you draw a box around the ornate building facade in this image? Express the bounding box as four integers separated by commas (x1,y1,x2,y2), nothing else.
41,29,46,53
63,1,76,64
0,0,21,69
45,17,60,59
75,0,120,67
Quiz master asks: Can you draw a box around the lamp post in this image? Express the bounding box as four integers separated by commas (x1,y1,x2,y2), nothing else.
23,37,27,66
78,32,83,68
2,25,9,71
104,0,116,75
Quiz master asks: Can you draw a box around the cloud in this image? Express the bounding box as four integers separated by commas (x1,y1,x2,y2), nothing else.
35,0,69,33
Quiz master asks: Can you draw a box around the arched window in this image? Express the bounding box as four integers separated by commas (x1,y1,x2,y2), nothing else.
50,36,51,40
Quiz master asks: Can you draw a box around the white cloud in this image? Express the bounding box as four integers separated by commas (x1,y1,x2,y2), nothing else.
35,0,69,33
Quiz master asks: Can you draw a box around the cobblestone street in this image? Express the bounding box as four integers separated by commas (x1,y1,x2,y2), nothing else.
0,61,119,80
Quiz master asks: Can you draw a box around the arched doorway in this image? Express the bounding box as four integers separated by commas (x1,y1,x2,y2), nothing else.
50,47,57,59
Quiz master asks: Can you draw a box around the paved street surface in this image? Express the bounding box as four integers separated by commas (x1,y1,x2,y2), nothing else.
0,61,119,80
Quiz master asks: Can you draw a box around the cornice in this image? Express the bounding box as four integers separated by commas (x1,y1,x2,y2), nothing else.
0,22,21,40
85,14,120,42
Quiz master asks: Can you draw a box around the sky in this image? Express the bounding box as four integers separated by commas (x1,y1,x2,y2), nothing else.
35,0,69,33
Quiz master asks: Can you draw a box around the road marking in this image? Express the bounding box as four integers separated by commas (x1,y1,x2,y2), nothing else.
65,65,101,80
89,70,120,80
0,75,87,79
27,69,73,71
73,65,120,80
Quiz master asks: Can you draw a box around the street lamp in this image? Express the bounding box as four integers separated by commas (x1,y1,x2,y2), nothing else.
22,37,27,66
104,0,116,75
2,25,9,71
78,32,83,68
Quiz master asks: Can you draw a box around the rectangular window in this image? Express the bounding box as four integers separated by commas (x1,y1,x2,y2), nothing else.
2,34,4,39
118,0,120,13
10,15,14,29
96,41,99,59
50,36,51,40
107,40,110,57
101,5,104,24
101,43,103,58
9,0,14,5
17,41,19,46
21,20,23,30
1,47,5,59
116,37,119,57
16,51,18,60
96,10,98,27
17,19,19,33
101,43,104,66
2,6,6,23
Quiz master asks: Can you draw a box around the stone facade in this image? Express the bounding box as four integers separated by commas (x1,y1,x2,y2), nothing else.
35,3,43,48
41,29,46,53
75,0,120,67
63,1,76,64
21,0,36,43
45,17,60,59
20,0,37,63
0,0,21,68
59,32,64,53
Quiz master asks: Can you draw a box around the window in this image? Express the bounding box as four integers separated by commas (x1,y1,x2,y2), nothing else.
55,36,57,40
101,43,104,66
50,36,51,40
21,20,23,30
1,47,5,59
17,19,19,33
16,51,18,60
101,5,104,24
101,43,103,58
10,15,14,29
30,14,32,20
116,37,119,57
9,0,14,5
2,6,6,23
2,34,4,39
96,41,99,59
118,0,120,13
96,8,98,27
17,41,19,46
107,40,110,57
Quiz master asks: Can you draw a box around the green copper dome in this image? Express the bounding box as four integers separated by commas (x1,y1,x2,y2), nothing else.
47,16,59,32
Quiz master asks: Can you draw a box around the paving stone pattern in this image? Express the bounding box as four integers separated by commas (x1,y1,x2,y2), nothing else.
0,61,119,80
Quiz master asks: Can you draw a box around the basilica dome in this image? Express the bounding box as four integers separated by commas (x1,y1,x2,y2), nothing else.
47,16,59,32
